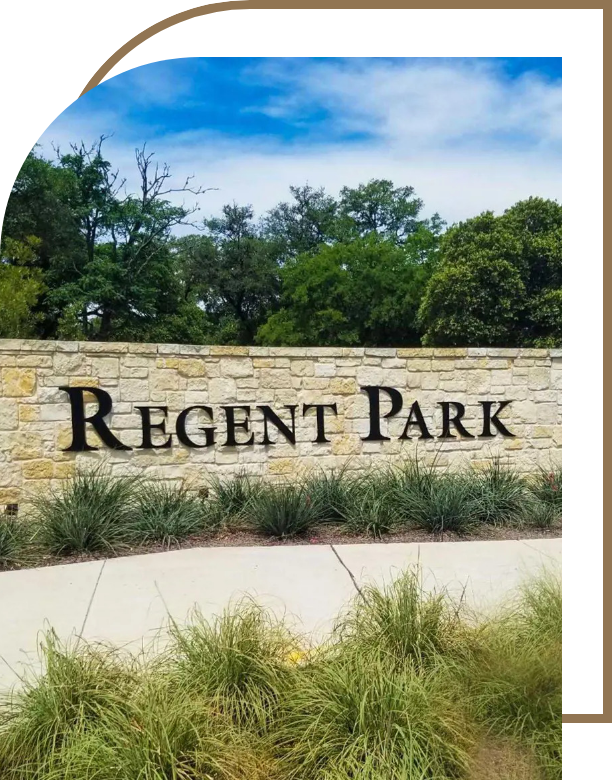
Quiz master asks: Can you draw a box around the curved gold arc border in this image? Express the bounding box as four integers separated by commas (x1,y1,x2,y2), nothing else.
81,0,595,95
79,0,249,97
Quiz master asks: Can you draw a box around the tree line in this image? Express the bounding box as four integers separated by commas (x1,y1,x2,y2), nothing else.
0,139,561,347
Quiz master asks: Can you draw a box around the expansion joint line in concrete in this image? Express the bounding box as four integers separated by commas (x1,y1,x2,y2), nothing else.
78,559,107,641
329,544,369,604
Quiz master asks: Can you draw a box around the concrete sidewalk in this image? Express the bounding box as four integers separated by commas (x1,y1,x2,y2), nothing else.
0,538,561,691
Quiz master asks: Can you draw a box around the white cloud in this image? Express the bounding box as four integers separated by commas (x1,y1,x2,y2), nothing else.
35,58,561,230
247,58,562,150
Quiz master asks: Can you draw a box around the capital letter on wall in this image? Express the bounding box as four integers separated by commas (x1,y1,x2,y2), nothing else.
59,386,130,451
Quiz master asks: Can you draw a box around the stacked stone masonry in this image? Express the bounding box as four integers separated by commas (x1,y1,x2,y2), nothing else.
0,340,562,506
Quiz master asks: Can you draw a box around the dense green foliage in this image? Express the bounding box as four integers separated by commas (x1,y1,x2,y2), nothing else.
0,571,561,779
1,141,561,346
0,238,45,338
418,199,562,347
257,237,431,347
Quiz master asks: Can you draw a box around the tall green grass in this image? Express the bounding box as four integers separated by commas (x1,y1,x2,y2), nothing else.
393,473,479,534
207,469,262,524
30,471,216,557
276,656,472,779
530,468,562,514
337,475,398,537
170,600,296,730
50,673,279,780
442,575,562,780
0,632,135,778
469,458,527,526
335,571,463,669
31,470,139,555
126,482,209,547
0,515,29,568
246,483,320,539
303,466,355,523
0,571,561,780
521,497,561,529
0,632,279,780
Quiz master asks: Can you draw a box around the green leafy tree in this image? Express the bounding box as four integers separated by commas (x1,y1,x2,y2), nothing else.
262,179,444,259
257,180,443,347
174,204,281,344
337,179,444,246
3,140,211,342
0,237,45,337
3,143,561,350
261,185,338,258
2,150,85,335
74,144,207,340
2,149,83,274
257,237,429,346
418,198,562,347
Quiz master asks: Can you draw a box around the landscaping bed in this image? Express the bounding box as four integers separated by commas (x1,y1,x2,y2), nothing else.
0,460,562,572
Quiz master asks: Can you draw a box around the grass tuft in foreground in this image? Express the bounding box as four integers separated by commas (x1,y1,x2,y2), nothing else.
277,655,472,779
170,599,296,731
446,575,562,780
0,570,561,780
335,571,463,669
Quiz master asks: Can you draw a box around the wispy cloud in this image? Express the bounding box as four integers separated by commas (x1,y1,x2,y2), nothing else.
246,58,561,150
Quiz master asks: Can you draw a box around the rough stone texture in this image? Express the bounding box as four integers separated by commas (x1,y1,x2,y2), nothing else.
0,341,562,505
1,368,36,397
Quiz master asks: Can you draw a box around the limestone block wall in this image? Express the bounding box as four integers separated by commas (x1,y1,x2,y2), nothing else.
0,340,562,507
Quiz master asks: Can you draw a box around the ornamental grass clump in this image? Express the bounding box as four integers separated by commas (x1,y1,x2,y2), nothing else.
521,496,560,529
169,600,296,731
247,483,319,539
303,466,355,523
530,467,562,515
32,469,139,555
450,575,562,780
335,570,463,670
0,632,135,778
469,458,527,526
339,492,396,538
207,469,262,526
0,572,561,780
393,472,478,534
0,515,29,569
276,654,472,780
126,482,208,546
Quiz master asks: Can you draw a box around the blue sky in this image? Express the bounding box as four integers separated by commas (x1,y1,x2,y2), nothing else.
38,57,561,228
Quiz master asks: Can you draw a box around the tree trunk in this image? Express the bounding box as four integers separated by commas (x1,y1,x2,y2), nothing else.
99,308,113,340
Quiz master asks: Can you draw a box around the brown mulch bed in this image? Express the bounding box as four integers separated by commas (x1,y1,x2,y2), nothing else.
469,738,542,780
2,523,561,572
